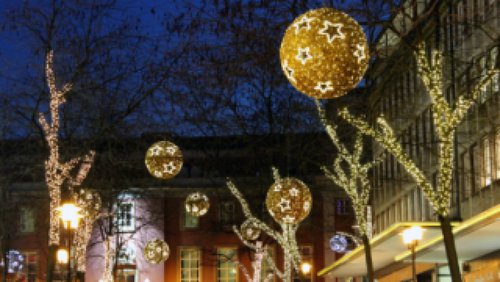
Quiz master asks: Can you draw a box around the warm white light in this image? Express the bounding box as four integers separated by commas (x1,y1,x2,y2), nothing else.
402,226,423,245
57,249,69,264
301,262,312,275
57,203,82,229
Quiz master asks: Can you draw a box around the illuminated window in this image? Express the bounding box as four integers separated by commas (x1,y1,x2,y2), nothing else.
261,247,276,281
22,252,37,282
216,248,237,282
116,202,135,232
20,207,35,233
183,208,199,229
180,247,200,282
482,137,492,187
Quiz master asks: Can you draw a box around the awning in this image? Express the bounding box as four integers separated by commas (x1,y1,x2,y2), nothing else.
318,204,500,278
317,222,444,278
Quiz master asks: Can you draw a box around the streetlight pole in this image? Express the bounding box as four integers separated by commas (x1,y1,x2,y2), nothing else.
57,203,82,282
402,226,423,282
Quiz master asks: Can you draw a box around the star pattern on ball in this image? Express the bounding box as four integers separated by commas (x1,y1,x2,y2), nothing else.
319,21,345,43
185,192,210,217
354,44,366,63
283,215,296,224
165,146,177,155
293,15,315,35
289,187,299,197
314,81,334,94
296,47,313,65
282,60,296,83
274,183,282,192
162,162,177,174
278,198,291,212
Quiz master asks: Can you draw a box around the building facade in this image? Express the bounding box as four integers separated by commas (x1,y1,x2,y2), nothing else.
320,0,499,281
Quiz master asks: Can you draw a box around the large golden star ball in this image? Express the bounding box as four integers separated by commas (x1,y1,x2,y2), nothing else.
145,141,183,180
266,178,312,225
185,192,210,217
280,8,369,99
144,239,170,264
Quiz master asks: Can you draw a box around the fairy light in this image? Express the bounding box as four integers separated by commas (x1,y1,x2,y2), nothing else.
226,168,308,281
39,50,96,246
73,189,102,272
316,101,373,237
101,237,115,282
339,44,499,216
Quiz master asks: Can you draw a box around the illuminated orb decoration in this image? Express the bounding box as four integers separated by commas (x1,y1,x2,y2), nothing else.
329,234,349,253
280,7,369,99
266,178,312,224
240,219,261,241
6,250,24,273
145,141,183,180
185,192,210,217
143,239,170,264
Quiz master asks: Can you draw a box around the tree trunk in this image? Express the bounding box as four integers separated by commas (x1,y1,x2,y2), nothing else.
362,234,374,282
77,271,85,282
46,244,58,282
438,214,461,282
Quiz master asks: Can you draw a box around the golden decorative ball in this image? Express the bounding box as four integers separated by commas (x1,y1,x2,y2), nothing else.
143,239,170,264
185,192,210,217
240,219,261,241
266,177,312,224
145,141,183,180
280,8,369,99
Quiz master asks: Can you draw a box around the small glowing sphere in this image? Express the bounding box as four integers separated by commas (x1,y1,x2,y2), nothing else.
280,8,369,99
240,219,261,241
57,249,69,264
329,234,348,252
301,262,312,275
266,178,312,224
185,192,210,217
145,141,183,180
143,239,170,264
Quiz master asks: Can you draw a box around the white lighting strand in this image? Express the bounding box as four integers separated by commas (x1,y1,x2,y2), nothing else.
339,44,499,216
39,50,96,245
316,101,374,237
235,241,275,282
227,169,303,282
102,236,115,282
73,190,102,272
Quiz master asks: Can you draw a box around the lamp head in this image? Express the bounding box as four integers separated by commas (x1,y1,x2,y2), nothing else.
300,262,312,275
57,203,82,229
402,226,423,245
57,248,68,264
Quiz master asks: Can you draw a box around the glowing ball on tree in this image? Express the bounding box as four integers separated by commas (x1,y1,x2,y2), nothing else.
240,219,261,241
143,239,170,264
185,192,210,217
266,178,312,224
280,8,369,99
145,141,183,180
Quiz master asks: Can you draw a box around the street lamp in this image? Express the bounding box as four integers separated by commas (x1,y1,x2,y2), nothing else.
57,248,69,264
57,203,82,282
402,226,423,282
300,261,312,276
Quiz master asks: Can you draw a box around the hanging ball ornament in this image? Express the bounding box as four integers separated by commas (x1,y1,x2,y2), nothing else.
266,178,312,224
143,239,170,264
145,141,183,180
329,234,349,253
185,192,210,217
280,8,369,99
240,219,261,241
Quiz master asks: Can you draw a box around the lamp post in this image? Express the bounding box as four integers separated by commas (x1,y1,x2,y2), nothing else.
57,203,82,282
402,226,423,282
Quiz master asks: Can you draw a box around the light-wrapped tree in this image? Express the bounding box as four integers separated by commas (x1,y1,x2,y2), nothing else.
316,101,379,282
339,44,499,281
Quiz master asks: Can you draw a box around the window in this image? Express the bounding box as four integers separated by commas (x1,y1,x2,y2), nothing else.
216,248,238,282
116,202,135,232
496,129,500,180
20,207,35,233
294,246,313,282
183,208,199,229
117,243,136,265
482,137,492,187
22,252,37,282
219,202,236,225
335,199,350,215
462,151,472,199
180,247,200,282
261,247,276,281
